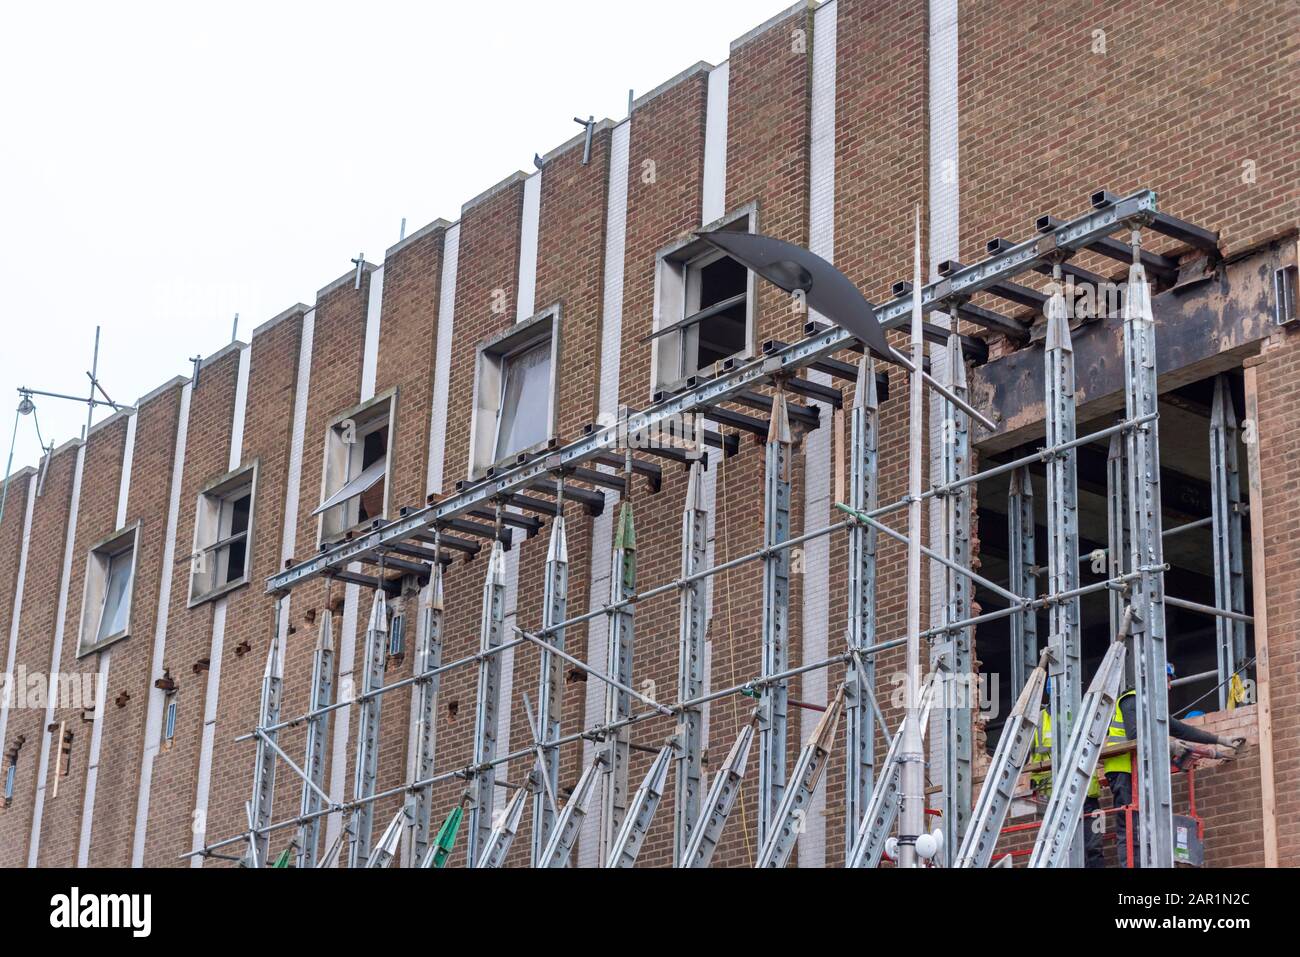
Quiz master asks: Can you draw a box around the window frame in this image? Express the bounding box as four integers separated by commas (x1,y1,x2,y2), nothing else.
468,305,561,478
188,460,260,608
651,205,758,395
317,389,397,545
76,522,141,659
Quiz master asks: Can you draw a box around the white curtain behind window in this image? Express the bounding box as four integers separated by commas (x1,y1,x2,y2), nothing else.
495,341,551,461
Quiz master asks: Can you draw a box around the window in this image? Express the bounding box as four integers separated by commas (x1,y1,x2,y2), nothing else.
3,735,22,807
316,391,396,542
652,207,756,392
189,462,258,606
469,307,560,476
76,524,140,658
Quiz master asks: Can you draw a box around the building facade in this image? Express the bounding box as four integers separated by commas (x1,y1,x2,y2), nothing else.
0,0,1297,868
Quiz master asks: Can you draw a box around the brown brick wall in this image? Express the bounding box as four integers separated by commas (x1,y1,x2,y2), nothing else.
85,383,184,866
0,0,1293,871
141,348,241,866
0,445,79,865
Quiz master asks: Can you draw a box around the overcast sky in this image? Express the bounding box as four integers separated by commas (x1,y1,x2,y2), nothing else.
0,0,793,474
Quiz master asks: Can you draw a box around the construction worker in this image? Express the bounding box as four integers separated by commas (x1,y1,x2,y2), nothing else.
1030,678,1106,868
1104,661,1247,867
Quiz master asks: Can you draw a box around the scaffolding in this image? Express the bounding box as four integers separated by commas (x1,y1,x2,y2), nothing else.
183,189,1247,869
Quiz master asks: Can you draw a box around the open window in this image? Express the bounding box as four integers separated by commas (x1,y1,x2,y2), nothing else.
76,523,140,658
469,306,560,477
652,207,756,393
189,461,258,606
316,390,396,543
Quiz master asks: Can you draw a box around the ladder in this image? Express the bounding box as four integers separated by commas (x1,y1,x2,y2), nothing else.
755,687,845,868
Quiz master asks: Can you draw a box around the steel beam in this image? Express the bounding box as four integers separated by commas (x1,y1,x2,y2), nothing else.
756,687,844,868
600,500,637,861
248,602,283,867
1123,247,1175,868
347,590,388,868
954,655,1047,868
1029,624,1128,868
673,461,709,865
758,392,793,846
266,191,1163,597
935,331,974,856
844,354,880,863
606,744,672,868
1209,374,1247,708
680,722,755,868
409,564,444,864
297,609,334,869
1043,271,1084,867
531,501,570,865
1007,466,1037,694
466,540,507,866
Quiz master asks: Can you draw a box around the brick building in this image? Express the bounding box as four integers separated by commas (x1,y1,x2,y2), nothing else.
0,0,1296,868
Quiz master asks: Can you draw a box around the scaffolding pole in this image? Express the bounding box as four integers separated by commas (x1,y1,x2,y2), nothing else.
408,561,445,864
1123,238,1174,868
1209,374,1247,708
531,488,570,865
757,391,793,847
1106,431,1130,686
600,499,637,860
898,209,926,869
347,590,388,868
673,459,709,865
935,330,973,856
606,743,672,868
248,601,284,867
466,539,507,866
297,608,334,868
844,353,880,863
1007,466,1037,695
680,722,755,868
1043,267,1084,868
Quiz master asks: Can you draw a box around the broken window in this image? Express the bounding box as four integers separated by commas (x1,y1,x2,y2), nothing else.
652,208,756,392
317,391,395,542
189,462,257,605
470,307,559,476
77,524,140,657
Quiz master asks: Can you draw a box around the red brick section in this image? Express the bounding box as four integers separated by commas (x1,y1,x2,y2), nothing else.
202,312,305,864
422,177,523,866
498,131,609,865
273,271,372,866
821,0,931,867
140,348,241,867
34,412,129,866
958,0,1300,268
86,382,185,866
1249,329,1300,866
0,446,79,864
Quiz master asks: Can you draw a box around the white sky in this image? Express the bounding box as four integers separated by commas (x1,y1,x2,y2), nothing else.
0,0,793,474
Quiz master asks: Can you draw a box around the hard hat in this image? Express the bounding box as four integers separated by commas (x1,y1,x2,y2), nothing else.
1166,662,1176,677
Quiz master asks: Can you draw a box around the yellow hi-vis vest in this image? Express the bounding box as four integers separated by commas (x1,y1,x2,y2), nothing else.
1031,709,1101,798
1103,690,1136,775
